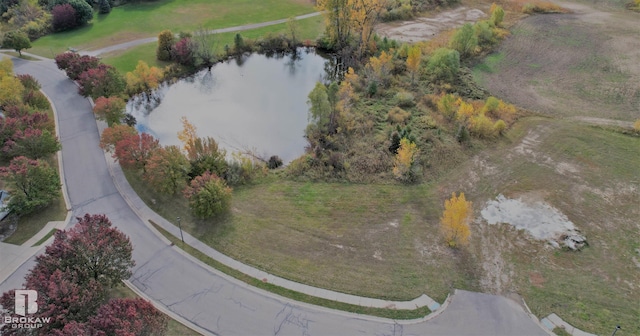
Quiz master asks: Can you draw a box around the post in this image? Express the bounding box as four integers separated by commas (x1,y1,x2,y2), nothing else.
177,216,184,243
611,325,621,336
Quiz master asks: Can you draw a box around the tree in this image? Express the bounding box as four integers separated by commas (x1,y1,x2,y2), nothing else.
0,156,60,216
316,0,385,54
316,0,351,48
114,132,160,172
2,30,31,56
2,128,61,159
93,96,126,126
98,0,111,14
287,17,299,46
177,116,198,156
144,145,190,194
426,48,460,84
406,45,422,83
156,29,174,61
52,3,77,31
449,23,478,59
35,214,135,289
55,51,80,71
172,37,196,66
65,55,101,80
307,82,332,132
187,137,227,178
194,28,217,70
0,57,14,77
59,0,93,26
436,93,459,121
0,75,25,107
99,124,137,153
182,171,232,219
77,64,126,99
89,298,168,336
392,137,418,181
440,192,472,247
125,61,164,95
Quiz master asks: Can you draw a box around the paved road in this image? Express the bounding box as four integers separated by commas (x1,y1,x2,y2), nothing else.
0,58,549,336
82,12,322,57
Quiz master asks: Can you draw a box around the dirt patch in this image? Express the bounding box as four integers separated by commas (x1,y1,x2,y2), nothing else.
376,7,487,43
475,4,640,121
529,271,545,288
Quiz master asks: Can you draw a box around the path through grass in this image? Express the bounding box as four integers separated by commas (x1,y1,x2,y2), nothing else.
29,0,316,57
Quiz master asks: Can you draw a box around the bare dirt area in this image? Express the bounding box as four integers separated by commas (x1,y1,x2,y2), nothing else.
437,117,640,334
376,6,488,43
474,2,640,121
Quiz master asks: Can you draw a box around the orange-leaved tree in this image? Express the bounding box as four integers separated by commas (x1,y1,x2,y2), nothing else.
440,192,472,248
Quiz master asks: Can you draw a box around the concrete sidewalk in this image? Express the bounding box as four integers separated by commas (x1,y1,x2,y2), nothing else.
103,147,442,312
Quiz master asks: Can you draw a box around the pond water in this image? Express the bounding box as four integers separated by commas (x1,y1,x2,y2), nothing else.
127,49,330,163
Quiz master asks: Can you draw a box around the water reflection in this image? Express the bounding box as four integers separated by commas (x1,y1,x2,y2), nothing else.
127,48,329,163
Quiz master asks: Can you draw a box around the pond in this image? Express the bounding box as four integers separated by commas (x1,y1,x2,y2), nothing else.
127,48,331,163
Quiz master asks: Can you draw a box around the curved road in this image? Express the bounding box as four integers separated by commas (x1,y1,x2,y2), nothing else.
0,57,549,335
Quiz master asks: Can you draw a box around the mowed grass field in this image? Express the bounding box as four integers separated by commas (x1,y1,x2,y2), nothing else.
29,0,316,57
102,15,325,73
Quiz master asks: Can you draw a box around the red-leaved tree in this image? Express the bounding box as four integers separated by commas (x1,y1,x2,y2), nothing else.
64,55,100,80
55,52,80,71
99,124,137,153
34,214,135,289
89,298,168,336
52,4,77,32
183,171,232,218
77,65,126,99
114,132,160,172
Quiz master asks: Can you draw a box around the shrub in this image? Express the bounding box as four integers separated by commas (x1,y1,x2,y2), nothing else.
633,119,640,131
54,52,80,71
65,55,101,80
490,3,505,27
52,4,77,31
22,90,50,110
426,48,460,84
387,106,411,124
77,64,126,99
17,74,40,91
267,155,283,169
0,157,60,216
172,37,196,66
449,23,478,59
522,2,567,13
98,0,111,14
437,93,459,121
394,91,415,107
474,21,496,49
493,119,507,135
468,113,495,138
156,30,174,62
182,171,232,219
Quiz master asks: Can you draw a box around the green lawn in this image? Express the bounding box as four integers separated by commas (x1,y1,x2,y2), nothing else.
102,15,325,73
29,0,316,57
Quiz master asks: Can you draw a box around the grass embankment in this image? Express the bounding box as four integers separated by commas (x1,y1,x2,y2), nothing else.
108,285,200,336
125,170,477,303
151,221,432,320
439,118,640,335
29,0,316,58
102,15,325,73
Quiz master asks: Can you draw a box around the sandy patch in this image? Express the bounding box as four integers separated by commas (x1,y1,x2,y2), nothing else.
376,7,487,43
481,194,586,249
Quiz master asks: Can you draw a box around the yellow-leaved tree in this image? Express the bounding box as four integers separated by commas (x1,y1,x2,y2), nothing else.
125,61,164,95
177,117,198,159
440,192,472,248
406,45,422,83
393,138,418,181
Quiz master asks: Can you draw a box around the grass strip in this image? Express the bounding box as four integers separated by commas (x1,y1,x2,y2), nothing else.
32,228,59,247
150,220,432,320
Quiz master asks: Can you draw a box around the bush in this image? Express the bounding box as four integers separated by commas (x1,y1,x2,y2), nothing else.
54,52,80,71
522,2,567,13
468,113,495,138
394,91,415,107
493,119,507,135
98,0,111,14
449,23,478,59
426,48,460,84
156,30,174,62
490,3,505,27
182,172,232,219
17,74,40,91
64,55,101,80
633,119,640,131
93,96,126,126
77,64,126,99
52,4,77,31
267,155,283,169
171,37,196,66
474,21,496,49
22,90,50,110
387,106,411,124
